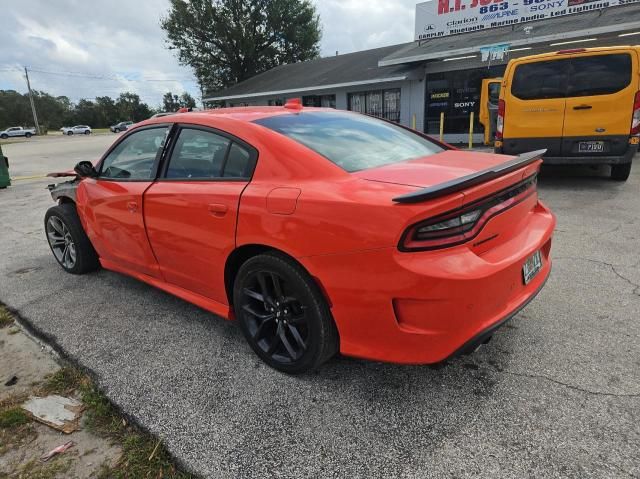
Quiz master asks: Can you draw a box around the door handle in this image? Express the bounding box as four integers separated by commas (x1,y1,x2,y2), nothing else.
573,105,592,110
208,203,228,217
127,201,138,213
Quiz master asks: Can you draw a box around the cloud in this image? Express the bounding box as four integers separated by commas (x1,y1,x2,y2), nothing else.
313,0,417,55
0,0,199,107
0,0,420,106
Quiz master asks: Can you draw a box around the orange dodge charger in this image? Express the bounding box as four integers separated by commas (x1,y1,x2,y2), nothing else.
45,101,556,373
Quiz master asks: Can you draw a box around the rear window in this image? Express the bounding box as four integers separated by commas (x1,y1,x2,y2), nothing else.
253,111,443,172
512,59,569,100
568,54,631,97
511,53,633,100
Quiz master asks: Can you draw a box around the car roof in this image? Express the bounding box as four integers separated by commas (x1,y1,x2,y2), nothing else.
139,106,343,128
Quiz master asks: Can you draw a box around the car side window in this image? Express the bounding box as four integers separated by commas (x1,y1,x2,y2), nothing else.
166,128,231,179
100,127,168,180
224,143,252,178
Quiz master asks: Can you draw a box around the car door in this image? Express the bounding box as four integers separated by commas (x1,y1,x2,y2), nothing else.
76,125,171,278
8,128,20,137
562,51,638,157
144,125,257,303
503,57,569,156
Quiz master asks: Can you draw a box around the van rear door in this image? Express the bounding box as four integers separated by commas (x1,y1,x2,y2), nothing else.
502,58,569,156
562,50,638,157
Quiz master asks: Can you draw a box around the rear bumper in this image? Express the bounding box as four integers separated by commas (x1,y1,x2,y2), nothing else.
496,141,637,165
301,201,556,364
446,269,549,360
541,143,637,165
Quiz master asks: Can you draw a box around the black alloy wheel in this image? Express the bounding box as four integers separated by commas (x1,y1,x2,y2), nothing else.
234,253,338,374
44,203,100,274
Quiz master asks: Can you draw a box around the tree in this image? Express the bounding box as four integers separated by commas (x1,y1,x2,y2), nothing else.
0,90,155,130
163,91,197,111
163,92,180,112
161,0,321,94
116,92,152,122
94,96,119,127
179,92,196,109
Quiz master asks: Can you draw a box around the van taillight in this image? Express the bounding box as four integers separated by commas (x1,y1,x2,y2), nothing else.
496,99,505,140
631,91,640,135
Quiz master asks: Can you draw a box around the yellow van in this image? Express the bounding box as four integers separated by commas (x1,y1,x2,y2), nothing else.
495,46,640,181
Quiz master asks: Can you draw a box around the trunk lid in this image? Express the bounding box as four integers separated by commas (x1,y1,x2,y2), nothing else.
352,150,539,204
360,150,544,254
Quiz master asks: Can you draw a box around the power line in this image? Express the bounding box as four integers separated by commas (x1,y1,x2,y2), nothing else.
0,65,196,83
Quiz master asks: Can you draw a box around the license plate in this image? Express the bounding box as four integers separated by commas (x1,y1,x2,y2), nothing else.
522,250,542,285
578,141,604,153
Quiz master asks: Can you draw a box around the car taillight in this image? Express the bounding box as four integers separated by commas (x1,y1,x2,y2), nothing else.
399,175,537,252
496,99,505,140
631,91,640,135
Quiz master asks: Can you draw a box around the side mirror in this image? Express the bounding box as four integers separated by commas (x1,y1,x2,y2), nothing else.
74,161,98,178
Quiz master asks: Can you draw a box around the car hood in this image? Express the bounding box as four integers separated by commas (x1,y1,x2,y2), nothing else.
351,150,517,188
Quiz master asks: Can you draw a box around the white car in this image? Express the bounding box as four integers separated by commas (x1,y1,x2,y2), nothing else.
61,125,92,136
0,126,36,139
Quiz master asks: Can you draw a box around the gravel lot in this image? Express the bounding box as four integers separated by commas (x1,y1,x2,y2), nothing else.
1,135,639,478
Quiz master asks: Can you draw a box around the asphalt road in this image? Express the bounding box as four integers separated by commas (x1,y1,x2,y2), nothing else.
1,135,639,478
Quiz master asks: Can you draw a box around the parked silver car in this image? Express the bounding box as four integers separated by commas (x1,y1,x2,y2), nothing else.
60,125,92,136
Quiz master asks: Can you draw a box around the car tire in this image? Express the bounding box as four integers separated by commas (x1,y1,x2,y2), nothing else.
611,163,631,182
25,132,32,138
233,252,338,374
0,134,7,139
44,203,100,275
67,131,73,136
84,130,91,135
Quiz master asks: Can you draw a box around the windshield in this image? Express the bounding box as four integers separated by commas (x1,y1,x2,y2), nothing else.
254,111,444,172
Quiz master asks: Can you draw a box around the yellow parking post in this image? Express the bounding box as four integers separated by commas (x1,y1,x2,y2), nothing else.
412,114,416,130
439,112,444,142
468,112,474,149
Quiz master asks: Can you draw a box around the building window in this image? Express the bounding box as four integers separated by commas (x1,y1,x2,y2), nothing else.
302,95,336,108
425,66,504,136
268,99,284,106
348,88,401,122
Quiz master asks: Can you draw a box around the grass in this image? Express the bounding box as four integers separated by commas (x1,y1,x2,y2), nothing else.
0,407,30,429
42,368,195,479
0,306,13,328
0,394,36,455
14,457,72,479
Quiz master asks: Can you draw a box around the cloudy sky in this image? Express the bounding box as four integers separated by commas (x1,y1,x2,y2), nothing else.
0,0,419,108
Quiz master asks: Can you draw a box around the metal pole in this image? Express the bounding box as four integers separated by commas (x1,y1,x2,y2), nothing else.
24,67,41,135
439,112,444,142
412,114,416,130
468,111,474,149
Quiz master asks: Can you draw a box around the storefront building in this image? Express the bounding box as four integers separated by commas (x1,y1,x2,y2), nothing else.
205,1,640,143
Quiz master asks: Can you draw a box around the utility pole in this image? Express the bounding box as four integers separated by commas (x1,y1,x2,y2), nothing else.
24,67,41,135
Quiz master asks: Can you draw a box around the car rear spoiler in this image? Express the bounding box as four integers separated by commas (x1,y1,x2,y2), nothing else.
392,149,546,204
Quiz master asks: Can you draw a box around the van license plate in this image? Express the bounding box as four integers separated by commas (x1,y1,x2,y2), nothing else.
578,141,604,153
522,250,542,285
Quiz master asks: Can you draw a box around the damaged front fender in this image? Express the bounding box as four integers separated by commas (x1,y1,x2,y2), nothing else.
47,180,79,203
